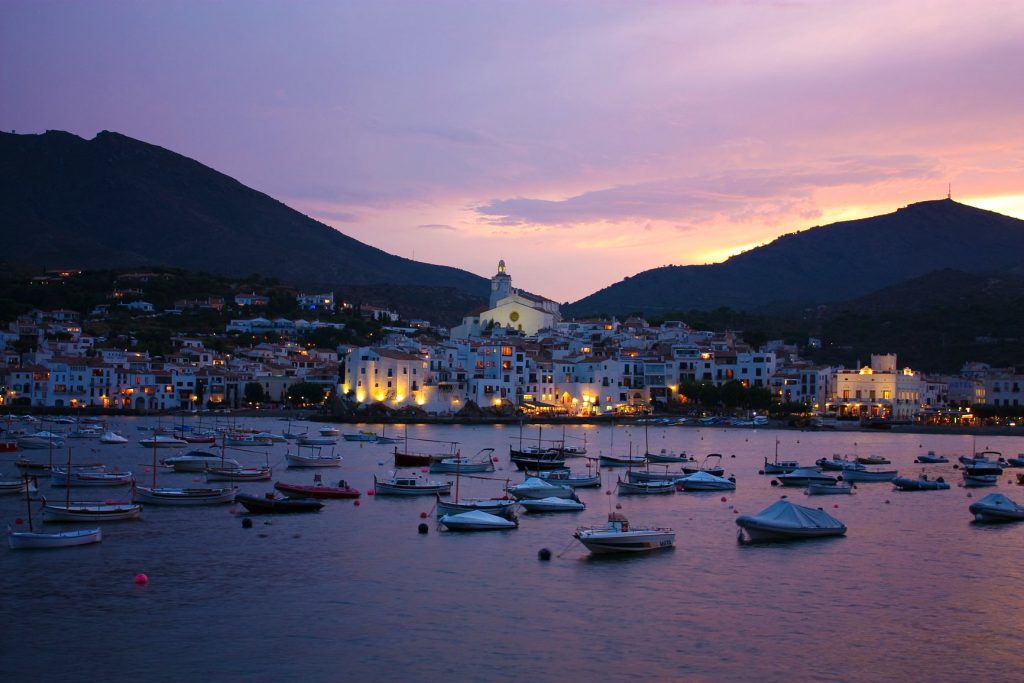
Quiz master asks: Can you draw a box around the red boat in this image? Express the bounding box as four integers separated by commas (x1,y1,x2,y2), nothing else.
0,441,18,453
274,477,361,499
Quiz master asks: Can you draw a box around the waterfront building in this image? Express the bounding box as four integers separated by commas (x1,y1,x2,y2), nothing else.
451,260,561,338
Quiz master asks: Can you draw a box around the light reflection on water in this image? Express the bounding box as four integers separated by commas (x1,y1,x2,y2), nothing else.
3,418,1024,682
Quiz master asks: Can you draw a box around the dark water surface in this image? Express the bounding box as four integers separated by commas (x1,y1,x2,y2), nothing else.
3,419,1024,682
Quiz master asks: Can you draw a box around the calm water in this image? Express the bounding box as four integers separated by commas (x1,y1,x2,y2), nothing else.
3,418,1024,682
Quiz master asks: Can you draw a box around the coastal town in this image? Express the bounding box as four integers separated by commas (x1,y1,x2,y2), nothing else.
2,261,1020,428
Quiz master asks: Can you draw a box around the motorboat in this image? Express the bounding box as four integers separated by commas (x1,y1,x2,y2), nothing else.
131,484,236,506
138,435,188,448
253,432,287,443
735,499,847,543
205,466,272,481
962,460,1002,487
373,473,452,496
775,468,838,487
236,492,324,514
646,449,692,464
892,475,949,491
99,431,129,445
682,454,726,477
50,469,133,487
816,455,866,472
343,430,378,442
436,496,518,520
969,493,1024,523
285,445,342,468
857,454,891,465
599,453,649,468
439,509,517,531
17,431,66,450
9,526,102,550
507,477,576,500
675,470,736,492
428,449,497,474
511,449,566,471
41,501,141,522
617,478,675,495
297,435,337,446
763,457,800,474
574,512,675,554
162,451,239,472
538,468,602,488
1006,454,1024,467
519,496,586,512
840,468,898,483
915,451,949,464
274,476,361,499
805,482,854,495
318,426,341,437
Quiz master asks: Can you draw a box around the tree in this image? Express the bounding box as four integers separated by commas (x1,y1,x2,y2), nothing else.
244,382,267,404
287,381,326,407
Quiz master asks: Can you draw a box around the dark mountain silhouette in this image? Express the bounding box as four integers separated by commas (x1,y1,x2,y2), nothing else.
568,199,1024,316
0,130,488,300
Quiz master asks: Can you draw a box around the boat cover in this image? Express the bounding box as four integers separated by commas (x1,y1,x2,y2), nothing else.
748,500,846,530
970,493,1024,515
681,471,732,484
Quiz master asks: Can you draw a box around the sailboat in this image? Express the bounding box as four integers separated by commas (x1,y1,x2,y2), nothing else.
132,428,236,505
763,440,800,474
435,455,518,520
9,474,103,549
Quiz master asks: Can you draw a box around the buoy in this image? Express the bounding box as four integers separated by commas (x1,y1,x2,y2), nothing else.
731,454,736,458
417,523,429,534
420,468,428,473
354,500,360,506
734,509,739,514
367,490,375,496
133,573,149,585
606,490,612,495
758,470,765,475
834,504,839,508
770,480,778,487
615,503,622,509
419,511,427,519
242,518,253,528
15,517,23,525
885,500,891,504
720,496,727,502
538,548,551,561
228,505,237,515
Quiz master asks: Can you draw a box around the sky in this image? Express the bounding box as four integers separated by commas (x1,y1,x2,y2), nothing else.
3,1,1023,302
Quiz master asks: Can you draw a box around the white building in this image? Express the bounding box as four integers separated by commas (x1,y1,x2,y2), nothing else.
451,261,561,338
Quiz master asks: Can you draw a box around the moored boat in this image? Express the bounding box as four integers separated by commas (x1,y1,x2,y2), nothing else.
131,484,236,506
617,477,675,495
915,451,949,464
435,495,518,520
840,468,898,483
538,467,602,488
507,477,577,500
675,470,736,492
574,512,675,554
17,431,65,450
9,526,102,550
274,476,361,499
519,496,586,513
41,501,141,522
373,473,452,496
736,499,847,543
805,482,854,495
51,469,133,487
236,492,324,514
428,448,497,474
892,475,949,491
285,445,342,468
99,431,129,444
857,454,891,465
969,493,1024,523
138,435,188,448
205,466,272,481
439,509,517,531
776,468,838,487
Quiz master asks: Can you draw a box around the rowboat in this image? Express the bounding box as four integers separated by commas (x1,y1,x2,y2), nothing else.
205,466,272,481
235,493,324,514
285,445,343,468
41,501,141,522
274,476,361,499
373,473,451,496
50,469,133,487
9,526,102,550
132,484,236,506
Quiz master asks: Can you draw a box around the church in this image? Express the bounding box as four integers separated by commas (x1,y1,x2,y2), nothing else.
450,260,562,338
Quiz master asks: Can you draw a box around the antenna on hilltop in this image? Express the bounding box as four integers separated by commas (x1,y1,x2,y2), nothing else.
947,183,952,200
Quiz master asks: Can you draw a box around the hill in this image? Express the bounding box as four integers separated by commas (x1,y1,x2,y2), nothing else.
568,199,1024,316
0,130,488,306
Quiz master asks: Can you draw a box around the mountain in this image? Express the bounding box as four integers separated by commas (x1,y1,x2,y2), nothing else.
567,199,1024,316
0,130,488,300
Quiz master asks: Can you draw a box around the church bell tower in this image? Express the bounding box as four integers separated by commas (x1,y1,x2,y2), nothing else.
490,259,513,308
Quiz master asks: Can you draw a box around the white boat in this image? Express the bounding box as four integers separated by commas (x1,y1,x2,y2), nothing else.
162,451,239,472
253,432,287,443
319,426,341,437
99,431,129,444
840,468,898,483
138,435,188,448
373,473,452,496
805,482,855,495
205,466,273,482
132,484,237,506
285,445,342,468
538,468,602,488
763,457,800,474
297,435,337,446
343,430,378,442
41,501,141,522
735,499,847,543
8,526,102,550
915,451,949,464
681,454,726,477
617,478,675,495
815,455,866,471
50,469,133,487
17,431,65,450
507,477,576,500
519,496,586,512
675,470,736,491
776,468,838,487
439,509,517,531
962,459,1002,487
574,512,675,554
435,496,519,520
428,448,496,474
0,478,38,496
969,493,1024,523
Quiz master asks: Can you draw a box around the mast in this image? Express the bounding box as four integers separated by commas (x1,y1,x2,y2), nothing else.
65,445,72,507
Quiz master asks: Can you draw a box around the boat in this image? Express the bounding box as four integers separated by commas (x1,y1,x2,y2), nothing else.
17,431,66,450
617,478,675,495
507,477,577,500
815,455,866,471
573,512,675,554
318,426,341,437
805,482,855,495
681,454,726,477
41,501,141,522
627,467,687,484
373,473,452,496
598,453,648,468
962,457,1003,487
968,493,1024,523
162,450,239,472
132,484,236,505
253,432,287,443
138,435,188,448
538,467,602,488
394,437,461,467
9,525,102,550
436,495,519,520
915,451,949,464
428,448,497,474
675,470,736,492
285,444,343,468
439,509,517,531
343,430,378,442
960,451,1007,467
15,458,105,478
274,475,361,499
775,468,838,487
519,496,586,512
99,431,129,445
510,448,566,471
763,440,799,474
67,427,102,439
205,466,272,481
857,454,891,465
892,475,949,491
235,492,324,514
840,468,898,483
735,499,847,543
50,469,133,487
1005,454,1024,467
297,435,337,446
0,477,38,495
646,448,691,464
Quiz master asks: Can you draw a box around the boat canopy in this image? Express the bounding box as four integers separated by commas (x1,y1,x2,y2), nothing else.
750,500,846,530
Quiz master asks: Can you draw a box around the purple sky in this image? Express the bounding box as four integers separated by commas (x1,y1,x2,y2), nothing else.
4,1,1023,301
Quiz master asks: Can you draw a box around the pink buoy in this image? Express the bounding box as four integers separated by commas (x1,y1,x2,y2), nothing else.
144,467,151,473
606,490,612,496
134,573,149,585
228,506,237,515
421,468,428,473
419,511,427,519
367,490,375,496
834,504,839,508
615,503,622,509
720,496,727,502
354,500,360,506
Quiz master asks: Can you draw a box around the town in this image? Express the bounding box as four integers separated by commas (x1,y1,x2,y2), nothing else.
1,261,1020,428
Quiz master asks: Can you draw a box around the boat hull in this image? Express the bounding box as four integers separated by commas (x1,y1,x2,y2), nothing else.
274,481,361,499
9,527,102,549
574,529,675,554
42,503,141,522
132,485,236,505
235,493,324,514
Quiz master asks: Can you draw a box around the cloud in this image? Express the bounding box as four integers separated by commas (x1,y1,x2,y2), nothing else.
474,154,940,228
416,223,456,231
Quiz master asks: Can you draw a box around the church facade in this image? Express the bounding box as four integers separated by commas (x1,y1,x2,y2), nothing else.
450,260,561,339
